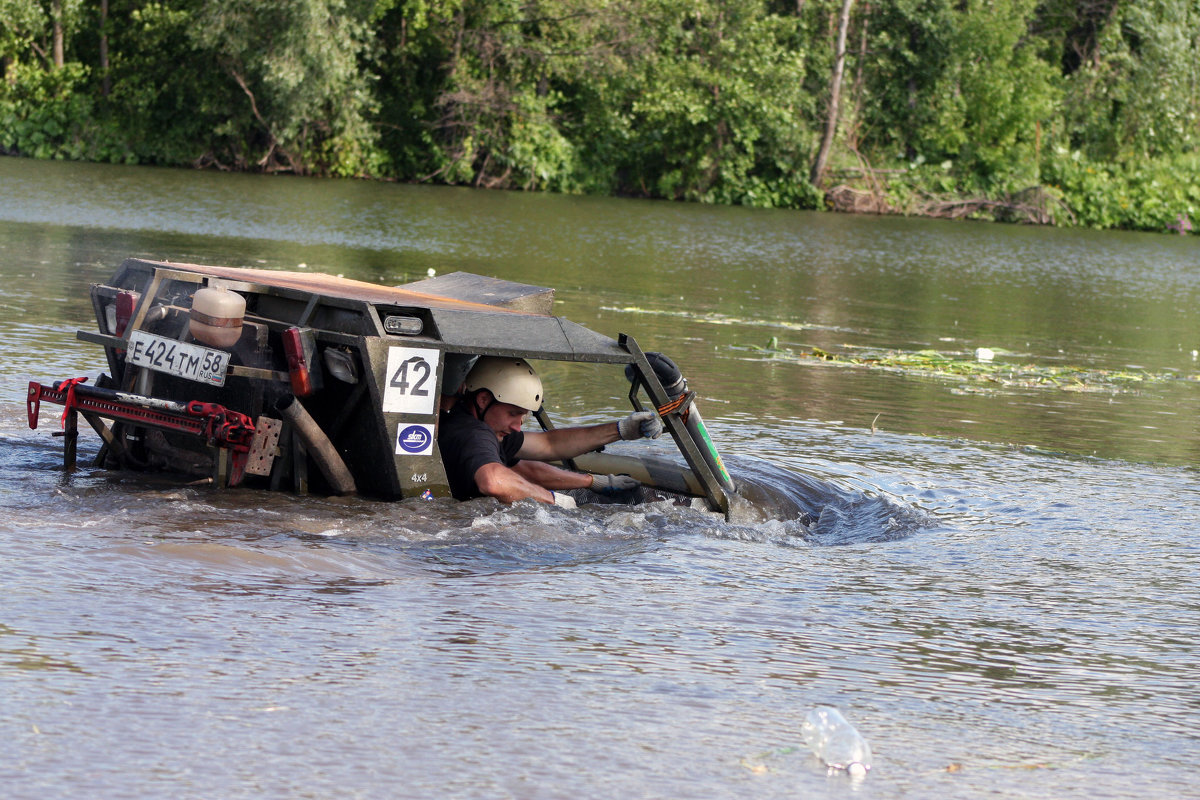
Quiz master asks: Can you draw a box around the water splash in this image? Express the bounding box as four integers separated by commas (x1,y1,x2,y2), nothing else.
725,456,933,544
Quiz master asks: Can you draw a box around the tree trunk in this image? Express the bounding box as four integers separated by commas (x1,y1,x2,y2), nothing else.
100,0,110,95
809,0,854,188
52,0,65,69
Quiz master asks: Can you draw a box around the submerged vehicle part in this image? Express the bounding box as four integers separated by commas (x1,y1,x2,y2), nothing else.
27,258,739,515
275,393,356,496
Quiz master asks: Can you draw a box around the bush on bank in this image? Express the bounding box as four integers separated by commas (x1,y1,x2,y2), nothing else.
860,150,1198,233
1042,151,1200,232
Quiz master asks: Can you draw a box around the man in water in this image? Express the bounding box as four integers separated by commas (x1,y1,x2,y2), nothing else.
438,356,662,507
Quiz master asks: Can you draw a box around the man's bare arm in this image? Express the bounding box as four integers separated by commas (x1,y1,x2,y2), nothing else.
473,462,556,504
512,459,592,491
516,423,621,462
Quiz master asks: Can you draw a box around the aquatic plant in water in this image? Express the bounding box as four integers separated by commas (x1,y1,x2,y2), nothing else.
740,340,1199,395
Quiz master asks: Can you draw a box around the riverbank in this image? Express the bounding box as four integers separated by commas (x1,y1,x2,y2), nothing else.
4,146,1195,239
822,151,1198,235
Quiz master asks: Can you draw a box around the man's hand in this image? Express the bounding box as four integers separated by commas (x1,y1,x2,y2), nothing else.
590,473,641,494
618,410,663,440
551,491,577,509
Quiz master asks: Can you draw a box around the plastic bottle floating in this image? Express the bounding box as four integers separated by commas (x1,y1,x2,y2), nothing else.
801,706,873,777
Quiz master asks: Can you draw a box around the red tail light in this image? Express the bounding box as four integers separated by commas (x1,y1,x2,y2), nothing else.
115,290,138,336
282,327,314,397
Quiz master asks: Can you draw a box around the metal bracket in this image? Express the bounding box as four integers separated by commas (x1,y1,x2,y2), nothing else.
245,416,283,477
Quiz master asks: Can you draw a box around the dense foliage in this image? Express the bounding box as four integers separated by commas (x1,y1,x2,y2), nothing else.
1,0,1196,233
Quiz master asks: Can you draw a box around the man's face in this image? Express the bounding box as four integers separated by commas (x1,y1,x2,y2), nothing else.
481,398,529,439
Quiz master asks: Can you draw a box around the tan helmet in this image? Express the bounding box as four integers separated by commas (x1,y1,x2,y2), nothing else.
464,356,544,412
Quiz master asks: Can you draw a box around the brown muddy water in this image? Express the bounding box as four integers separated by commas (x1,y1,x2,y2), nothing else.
2,156,1199,799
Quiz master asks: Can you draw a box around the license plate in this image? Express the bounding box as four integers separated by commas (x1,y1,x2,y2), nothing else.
127,330,230,387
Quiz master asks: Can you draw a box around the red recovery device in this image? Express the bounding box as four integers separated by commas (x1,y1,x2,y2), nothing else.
27,378,264,486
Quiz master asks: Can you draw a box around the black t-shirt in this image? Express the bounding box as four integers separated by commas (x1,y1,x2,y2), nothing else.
438,406,525,500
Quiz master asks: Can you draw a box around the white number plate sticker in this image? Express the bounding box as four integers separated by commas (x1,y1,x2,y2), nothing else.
382,347,439,415
127,330,230,387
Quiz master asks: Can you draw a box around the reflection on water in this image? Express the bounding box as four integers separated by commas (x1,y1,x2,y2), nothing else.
2,158,1199,800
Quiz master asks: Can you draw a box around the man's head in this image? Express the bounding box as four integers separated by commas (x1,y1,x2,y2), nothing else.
463,356,544,437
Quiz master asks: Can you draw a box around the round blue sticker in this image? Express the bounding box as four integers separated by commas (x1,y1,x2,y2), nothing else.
396,424,432,454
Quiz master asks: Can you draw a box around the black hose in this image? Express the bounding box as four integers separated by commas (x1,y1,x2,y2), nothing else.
275,394,357,496
626,351,686,397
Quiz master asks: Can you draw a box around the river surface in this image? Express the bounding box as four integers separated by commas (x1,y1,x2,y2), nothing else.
1,156,1198,799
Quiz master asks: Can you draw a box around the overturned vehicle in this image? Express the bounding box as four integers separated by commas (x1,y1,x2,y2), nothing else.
27,258,741,516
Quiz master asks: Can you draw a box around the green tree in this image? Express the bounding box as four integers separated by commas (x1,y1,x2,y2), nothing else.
1,1,47,73
97,1,222,165
861,0,1058,187
375,0,620,190
589,0,820,206
0,0,86,70
373,0,822,205
1059,0,1200,159
855,0,957,163
189,0,383,176
810,0,854,187
372,0,456,179
0,0,100,159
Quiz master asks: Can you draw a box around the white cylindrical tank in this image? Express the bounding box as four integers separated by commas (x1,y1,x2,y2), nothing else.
189,286,246,349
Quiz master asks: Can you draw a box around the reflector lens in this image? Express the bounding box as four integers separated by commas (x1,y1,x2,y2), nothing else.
115,290,139,336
